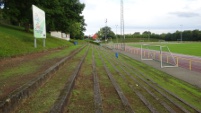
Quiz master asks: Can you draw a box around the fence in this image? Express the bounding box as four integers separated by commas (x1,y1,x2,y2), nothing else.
110,44,201,73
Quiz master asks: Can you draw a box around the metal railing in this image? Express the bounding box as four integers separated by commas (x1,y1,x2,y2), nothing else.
111,44,201,73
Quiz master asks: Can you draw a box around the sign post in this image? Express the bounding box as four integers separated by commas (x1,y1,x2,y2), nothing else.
32,5,46,48
43,39,45,47
34,38,37,48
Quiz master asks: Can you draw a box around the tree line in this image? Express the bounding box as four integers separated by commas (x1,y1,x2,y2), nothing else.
96,26,201,41
0,0,86,39
126,30,201,41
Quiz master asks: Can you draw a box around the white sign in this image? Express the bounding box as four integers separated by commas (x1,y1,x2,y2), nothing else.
32,5,46,38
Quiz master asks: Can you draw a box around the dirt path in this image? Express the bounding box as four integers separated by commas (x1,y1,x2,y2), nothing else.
116,50,201,89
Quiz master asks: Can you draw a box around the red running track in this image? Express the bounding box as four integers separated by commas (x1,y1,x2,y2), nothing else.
123,46,201,73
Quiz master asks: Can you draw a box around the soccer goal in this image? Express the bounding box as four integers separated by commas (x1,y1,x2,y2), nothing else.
139,40,145,43
158,40,167,43
177,39,182,43
140,44,157,60
140,44,178,68
160,46,177,68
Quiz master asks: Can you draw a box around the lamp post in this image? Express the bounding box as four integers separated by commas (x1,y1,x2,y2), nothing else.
115,25,118,49
148,29,150,42
180,25,183,42
105,19,107,42
116,25,118,43
120,0,125,50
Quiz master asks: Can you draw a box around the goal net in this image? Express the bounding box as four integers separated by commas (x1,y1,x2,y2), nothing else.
141,44,159,60
158,40,167,43
160,46,177,68
141,44,177,68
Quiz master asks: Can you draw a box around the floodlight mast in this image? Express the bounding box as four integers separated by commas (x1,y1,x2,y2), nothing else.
120,0,125,50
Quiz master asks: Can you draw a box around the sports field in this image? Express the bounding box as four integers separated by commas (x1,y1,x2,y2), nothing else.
127,42,201,57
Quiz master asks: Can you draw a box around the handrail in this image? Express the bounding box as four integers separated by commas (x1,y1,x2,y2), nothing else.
112,44,201,73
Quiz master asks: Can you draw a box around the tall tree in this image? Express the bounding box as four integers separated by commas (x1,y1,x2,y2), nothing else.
3,0,86,38
58,0,85,38
192,30,200,41
97,26,115,40
3,0,33,31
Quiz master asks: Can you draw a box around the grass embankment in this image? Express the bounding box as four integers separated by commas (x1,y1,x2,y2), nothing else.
100,47,201,111
0,45,81,99
0,24,72,58
8,44,201,112
66,46,95,112
15,46,88,112
0,24,86,99
95,48,127,112
0,45,80,80
127,42,201,57
100,50,151,112
101,46,201,111
119,53,201,111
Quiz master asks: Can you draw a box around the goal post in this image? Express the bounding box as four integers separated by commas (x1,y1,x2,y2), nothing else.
160,46,178,68
140,44,178,68
141,44,159,61
158,40,167,44
139,40,144,42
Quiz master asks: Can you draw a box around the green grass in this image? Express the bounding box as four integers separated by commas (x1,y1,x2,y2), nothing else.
8,44,201,112
1,23,200,112
38,45,81,61
66,46,95,112
0,24,73,58
165,43,201,57
127,42,201,57
16,60,79,113
0,46,80,81
15,46,88,112
103,57,151,113
1,62,38,80
119,53,201,111
94,47,126,112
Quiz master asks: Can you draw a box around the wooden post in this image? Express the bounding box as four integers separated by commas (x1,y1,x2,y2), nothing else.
167,56,169,63
189,60,192,71
176,57,179,66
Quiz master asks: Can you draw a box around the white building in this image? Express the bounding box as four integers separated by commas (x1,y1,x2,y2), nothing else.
50,31,70,41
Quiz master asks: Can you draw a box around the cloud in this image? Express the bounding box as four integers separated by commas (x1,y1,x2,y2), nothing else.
80,0,201,35
169,12,200,18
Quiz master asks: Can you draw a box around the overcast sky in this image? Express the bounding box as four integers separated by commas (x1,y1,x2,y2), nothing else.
80,0,201,35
